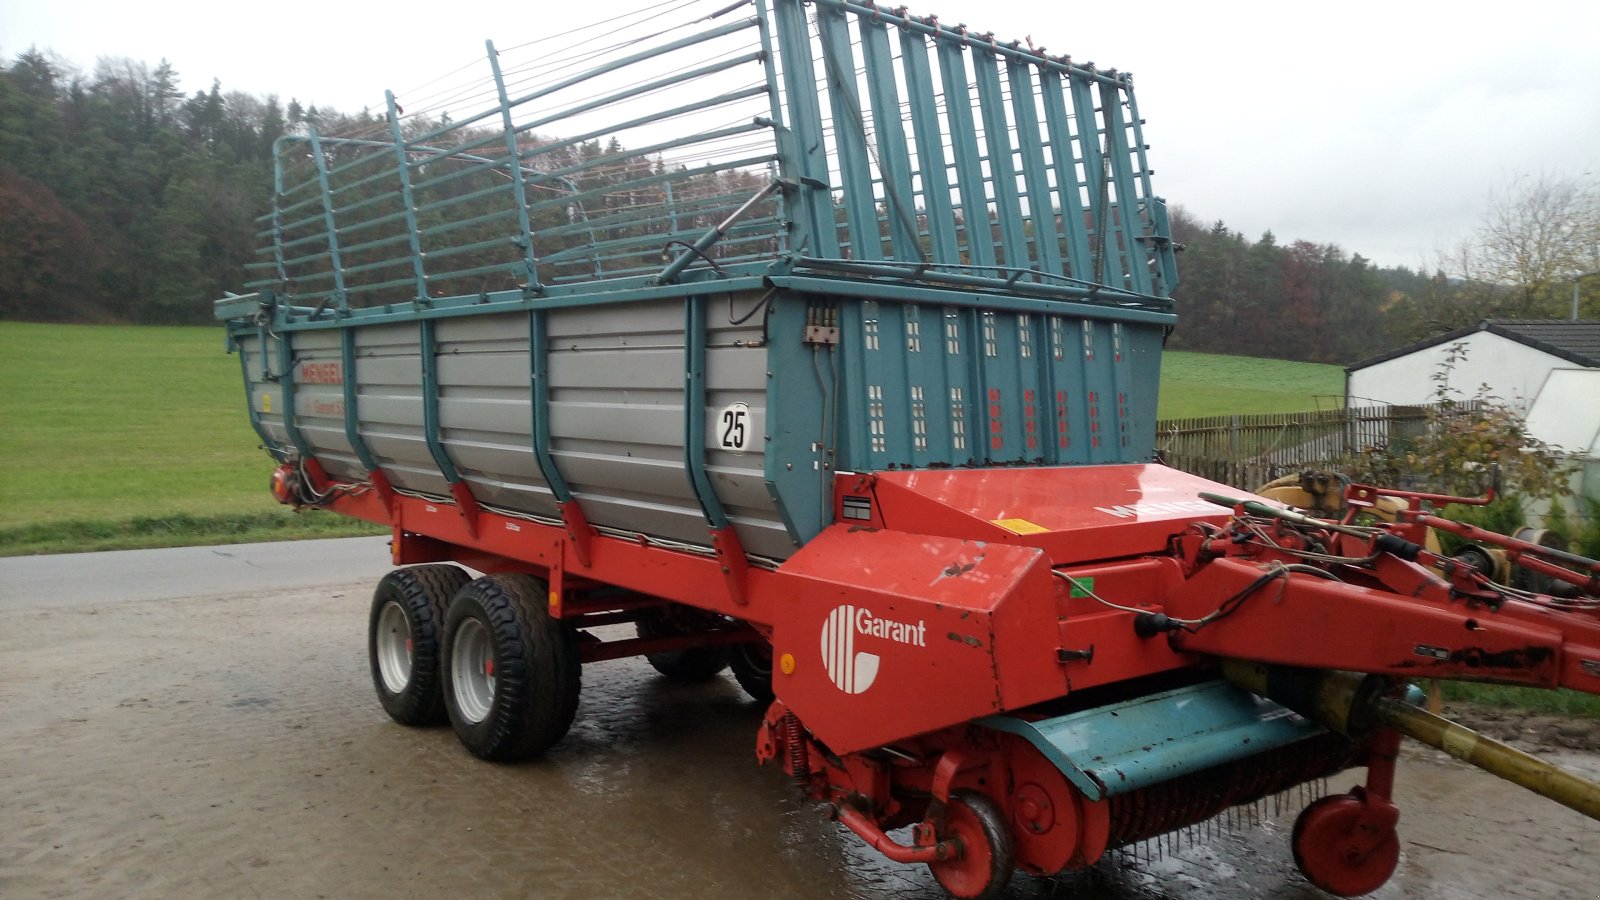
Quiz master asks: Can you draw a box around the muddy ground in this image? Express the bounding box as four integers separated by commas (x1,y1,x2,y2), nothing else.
2,573,1597,899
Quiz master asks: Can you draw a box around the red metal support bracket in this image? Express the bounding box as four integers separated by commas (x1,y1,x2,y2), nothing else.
833,805,957,864
559,499,594,568
368,469,397,518
449,480,482,538
302,456,332,489
930,748,970,805
711,525,750,606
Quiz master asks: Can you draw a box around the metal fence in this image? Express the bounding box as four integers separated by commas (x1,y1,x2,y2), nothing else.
1154,403,1444,490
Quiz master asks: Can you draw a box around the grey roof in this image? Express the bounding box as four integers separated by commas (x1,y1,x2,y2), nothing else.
1346,319,1600,372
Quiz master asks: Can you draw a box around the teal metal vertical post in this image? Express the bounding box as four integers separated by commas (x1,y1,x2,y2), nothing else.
935,41,996,267
486,40,544,293
1125,85,1175,297
814,5,881,261
269,141,289,285
754,0,787,143
1007,60,1064,276
683,297,731,530
972,51,1030,270
306,128,348,313
752,0,791,254
963,308,988,462
1070,77,1123,290
1099,81,1148,296
856,14,922,262
1035,313,1062,465
771,0,839,257
339,328,380,473
527,310,574,504
418,320,463,485
385,91,431,304
899,25,959,265
1038,77,1094,281
275,331,315,459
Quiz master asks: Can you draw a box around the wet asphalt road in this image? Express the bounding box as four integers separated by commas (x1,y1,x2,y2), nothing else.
2,540,1597,899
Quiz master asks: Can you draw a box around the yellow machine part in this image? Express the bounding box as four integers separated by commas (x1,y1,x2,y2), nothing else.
1255,471,1505,582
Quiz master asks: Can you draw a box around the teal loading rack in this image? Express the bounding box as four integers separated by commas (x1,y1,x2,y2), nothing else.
218,0,1180,559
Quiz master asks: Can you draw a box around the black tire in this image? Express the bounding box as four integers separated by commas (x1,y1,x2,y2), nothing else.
928,790,1015,900
636,607,729,682
442,573,581,761
368,564,471,726
729,641,775,704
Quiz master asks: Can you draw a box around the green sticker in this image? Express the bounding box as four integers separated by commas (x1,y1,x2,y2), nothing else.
1068,576,1094,598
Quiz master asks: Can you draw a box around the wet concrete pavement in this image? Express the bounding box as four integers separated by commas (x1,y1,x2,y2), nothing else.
2,545,1598,899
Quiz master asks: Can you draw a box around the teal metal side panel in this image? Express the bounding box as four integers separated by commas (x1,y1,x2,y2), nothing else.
761,298,831,550
827,295,1167,474
982,681,1327,801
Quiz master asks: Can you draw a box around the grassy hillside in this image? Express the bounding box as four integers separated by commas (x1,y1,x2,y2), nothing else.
1,323,1345,555
0,321,379,553
1159,351,1345,419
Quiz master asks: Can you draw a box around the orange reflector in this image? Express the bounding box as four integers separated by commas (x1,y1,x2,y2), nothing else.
270,466,296,504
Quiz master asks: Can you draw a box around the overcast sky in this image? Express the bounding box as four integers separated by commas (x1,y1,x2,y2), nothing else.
5,0,1596,270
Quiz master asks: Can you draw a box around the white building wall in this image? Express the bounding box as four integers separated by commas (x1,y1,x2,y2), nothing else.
1347,332,1566,411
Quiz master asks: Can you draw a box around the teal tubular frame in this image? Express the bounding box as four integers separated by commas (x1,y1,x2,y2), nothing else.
384,91,431,304
856,14,922,263
527,309,575,506
973,49,1029,271
338,328,380,474
814,6,880,262
235,330,284,460
306,128,347,313
770,0,838,258
222,0,1185,528
898,26,958,266
245,0,1174,314
683,296,731,530
935,39,995,268
274,330,314,459
417,319,463,485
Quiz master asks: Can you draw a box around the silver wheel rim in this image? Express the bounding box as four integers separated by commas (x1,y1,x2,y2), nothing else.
375,601,413,694
451,617,495,724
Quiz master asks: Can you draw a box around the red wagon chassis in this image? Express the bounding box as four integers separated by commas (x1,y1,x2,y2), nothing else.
284,457,1600,897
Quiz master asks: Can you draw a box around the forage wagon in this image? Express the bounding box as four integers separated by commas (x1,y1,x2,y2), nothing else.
217,2,1600,896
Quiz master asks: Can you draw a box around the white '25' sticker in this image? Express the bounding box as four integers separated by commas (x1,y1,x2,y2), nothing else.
718,402,750,452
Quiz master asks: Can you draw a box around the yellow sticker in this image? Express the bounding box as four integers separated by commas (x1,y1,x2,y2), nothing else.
261,392,271,413
992,517,1050,535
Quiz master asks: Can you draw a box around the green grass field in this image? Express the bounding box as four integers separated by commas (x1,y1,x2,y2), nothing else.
1158,352,1344,419
0,323,1341,555
0,321,381,553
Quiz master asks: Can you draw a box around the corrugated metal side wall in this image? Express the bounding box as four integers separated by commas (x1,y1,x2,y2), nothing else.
234,287,1164,561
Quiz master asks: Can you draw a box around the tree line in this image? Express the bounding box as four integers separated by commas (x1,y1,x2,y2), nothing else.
1165,169,1599,364
2,49,1595,365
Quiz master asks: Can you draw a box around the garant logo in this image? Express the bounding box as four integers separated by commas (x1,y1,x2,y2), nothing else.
820,605,926,694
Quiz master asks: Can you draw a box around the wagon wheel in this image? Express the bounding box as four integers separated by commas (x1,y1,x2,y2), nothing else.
1291,793,1401,897
442,573,581,761
927,790,1015,900
367,564,471,726
635,605,730,682
729,640,774,704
